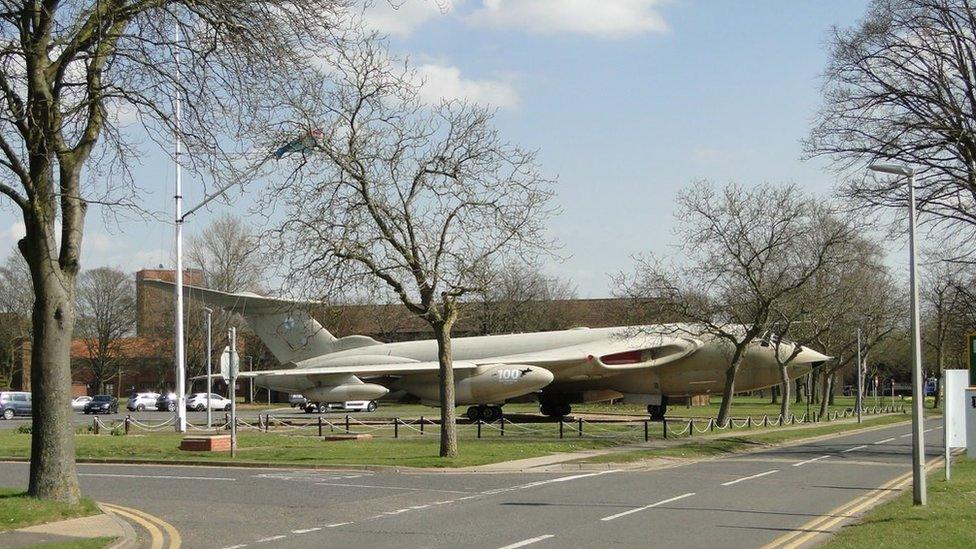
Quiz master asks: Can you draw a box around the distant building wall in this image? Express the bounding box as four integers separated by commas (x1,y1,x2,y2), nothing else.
136,269,204,337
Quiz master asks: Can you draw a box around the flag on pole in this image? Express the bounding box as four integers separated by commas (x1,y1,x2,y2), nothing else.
274,128,323,159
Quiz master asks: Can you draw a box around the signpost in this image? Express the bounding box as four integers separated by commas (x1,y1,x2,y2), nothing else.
968,333,976,386
222,332,240,458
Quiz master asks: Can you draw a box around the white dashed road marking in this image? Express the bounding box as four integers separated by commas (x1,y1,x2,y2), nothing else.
792,455,830,467
326,522,351,528
841,445,867,453
256,535,287,543
79,473,235,481
313,482,472,494
721,470,778,486
601,492,696,521
873,437,896,444
292,527,321,534
497,534,555,549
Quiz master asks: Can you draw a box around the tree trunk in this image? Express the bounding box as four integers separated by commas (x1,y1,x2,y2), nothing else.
27,262,81,503
818,368,831,418
717,350,744,427
828,370,837,405
795,378,803,404
770,384,778,405
433,322,458,458
779,365,790,420
933,344,944,409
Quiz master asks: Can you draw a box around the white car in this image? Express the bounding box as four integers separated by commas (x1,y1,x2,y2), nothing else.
186,393,232,411
126,392,160,412
303,400,378,413
71,396,92,412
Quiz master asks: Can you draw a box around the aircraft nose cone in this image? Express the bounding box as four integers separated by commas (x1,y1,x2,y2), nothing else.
526,366,555,388
795,347,831,365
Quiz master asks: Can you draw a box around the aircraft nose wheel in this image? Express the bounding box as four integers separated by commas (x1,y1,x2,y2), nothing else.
647,404,667,421
466,405,503,422
539,403,571,418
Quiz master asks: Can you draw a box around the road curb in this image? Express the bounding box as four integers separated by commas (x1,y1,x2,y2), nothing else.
99,503,139,549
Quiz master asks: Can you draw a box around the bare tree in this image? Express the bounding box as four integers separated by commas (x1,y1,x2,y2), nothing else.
0,251,33,386
808,0,976,254
0,0,352,502
266,40,556,458
474,262,577,335
187,213,266,293
74,268,135,393
620,182,861,426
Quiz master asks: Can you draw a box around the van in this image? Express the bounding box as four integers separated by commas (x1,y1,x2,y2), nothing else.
0,391,31,420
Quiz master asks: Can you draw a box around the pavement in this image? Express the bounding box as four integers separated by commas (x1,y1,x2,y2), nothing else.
0,417,949,549
0,506,133,548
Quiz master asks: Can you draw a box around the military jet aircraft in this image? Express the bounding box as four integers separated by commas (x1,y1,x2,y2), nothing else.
146,280,829,421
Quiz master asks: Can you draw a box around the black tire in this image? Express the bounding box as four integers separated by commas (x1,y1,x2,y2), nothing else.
224,403,232,411
2,408,13,420
483,406,503,422
466,406,481,421
317,403,329,413
195,404,205,412
167,402,176,412
366,401,377,412
136,404,145,412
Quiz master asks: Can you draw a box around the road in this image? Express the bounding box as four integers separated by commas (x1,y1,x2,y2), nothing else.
0,418,944,548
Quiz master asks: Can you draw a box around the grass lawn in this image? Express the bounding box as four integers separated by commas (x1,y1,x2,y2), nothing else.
570,414,910,464
0,429,623,468
0,488,100,533
826,458,976,548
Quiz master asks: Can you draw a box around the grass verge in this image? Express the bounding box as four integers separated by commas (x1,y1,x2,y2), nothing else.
570,414,909,464
825,458,976,548
0,430,622,468
0,488,100,532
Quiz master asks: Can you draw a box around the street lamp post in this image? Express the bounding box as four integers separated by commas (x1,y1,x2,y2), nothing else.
246,356,254,403
204,307,213,429
856,328,862,423
869,162,926,506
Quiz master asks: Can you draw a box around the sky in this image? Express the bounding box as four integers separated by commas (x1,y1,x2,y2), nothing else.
0,0,874,298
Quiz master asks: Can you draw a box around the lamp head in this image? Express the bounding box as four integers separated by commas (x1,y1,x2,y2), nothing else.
869,163,914,176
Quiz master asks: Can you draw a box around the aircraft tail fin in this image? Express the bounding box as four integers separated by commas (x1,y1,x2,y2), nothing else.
141,279,342,364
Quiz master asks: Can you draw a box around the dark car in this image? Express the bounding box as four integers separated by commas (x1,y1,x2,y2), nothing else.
83,395,118,415
0,391,31,420
155,393,177,412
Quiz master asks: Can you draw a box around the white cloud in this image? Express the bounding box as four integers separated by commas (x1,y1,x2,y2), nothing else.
365,0,458,37
416,64,519,108
0,221,25,253
467,0,669,38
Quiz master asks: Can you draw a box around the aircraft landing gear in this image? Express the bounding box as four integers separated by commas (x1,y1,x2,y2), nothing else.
539,402,571,418
647,404,667,421
467,405,503,422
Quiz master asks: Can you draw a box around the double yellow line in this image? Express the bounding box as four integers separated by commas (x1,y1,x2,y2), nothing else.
102,502,182,549
761,457,942,549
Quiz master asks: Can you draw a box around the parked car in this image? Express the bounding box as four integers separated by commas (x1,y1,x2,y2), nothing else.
70,396,92,412
289,394,308,408
83,395,118,414
0,391,31,419
155,393,178,412
126,392,160,412
302,400,378,413
186,393,232,411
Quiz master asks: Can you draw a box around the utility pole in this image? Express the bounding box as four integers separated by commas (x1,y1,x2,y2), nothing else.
173,21,187,433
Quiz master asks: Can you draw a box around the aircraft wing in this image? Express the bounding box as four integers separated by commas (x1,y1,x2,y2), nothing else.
239,361,482,379
483,335,703,371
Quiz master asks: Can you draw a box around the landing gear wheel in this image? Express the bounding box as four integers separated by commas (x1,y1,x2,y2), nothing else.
482,406,503,422
647,404,666,421
466,406,481,421
304,404,317,414
540,403,571,418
